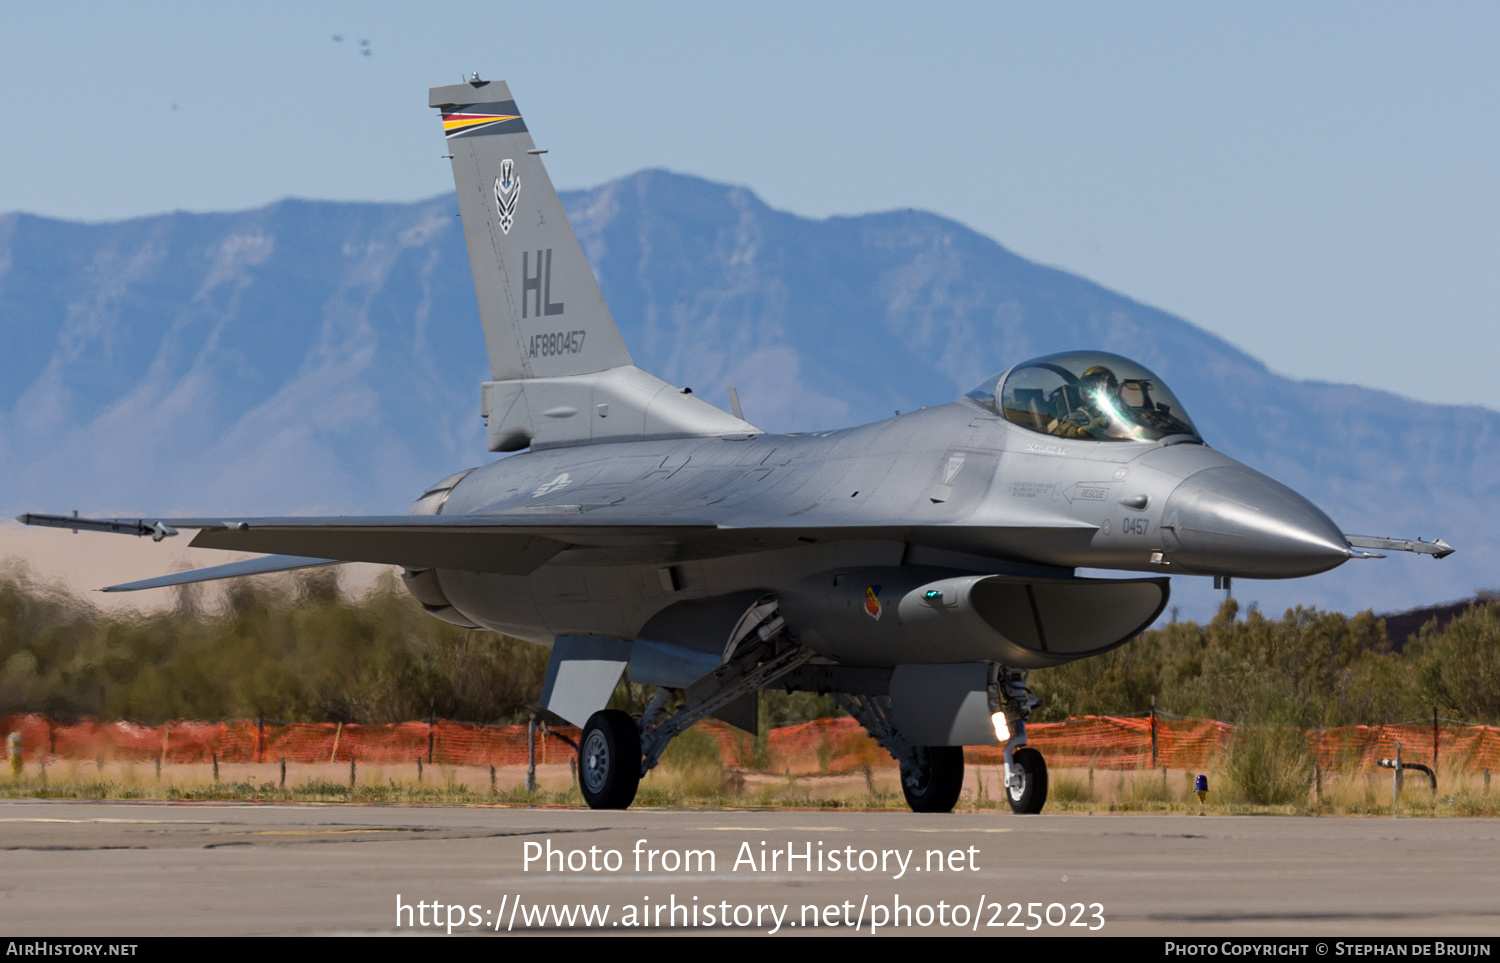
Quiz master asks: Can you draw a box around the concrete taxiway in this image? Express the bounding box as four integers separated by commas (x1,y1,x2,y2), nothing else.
1,800,1497,936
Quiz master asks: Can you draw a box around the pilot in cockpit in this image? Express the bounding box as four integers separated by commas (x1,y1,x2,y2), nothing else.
981,350,1202,444
1048,365,1130,439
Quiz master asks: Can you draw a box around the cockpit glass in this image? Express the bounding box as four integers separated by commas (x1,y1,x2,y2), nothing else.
966,351,1201,443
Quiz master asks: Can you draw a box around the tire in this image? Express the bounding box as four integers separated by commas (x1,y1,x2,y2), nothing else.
900,745,965,813
578,709,641,810
1006,746,1048,814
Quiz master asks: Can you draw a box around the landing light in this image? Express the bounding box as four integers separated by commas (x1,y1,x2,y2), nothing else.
924,590,942,600
991,711,1010,743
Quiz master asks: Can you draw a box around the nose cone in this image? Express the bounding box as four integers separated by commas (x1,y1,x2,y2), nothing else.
1161,466,1351,578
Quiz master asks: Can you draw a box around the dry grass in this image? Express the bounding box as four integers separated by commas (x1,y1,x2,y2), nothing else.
6,757,1499,815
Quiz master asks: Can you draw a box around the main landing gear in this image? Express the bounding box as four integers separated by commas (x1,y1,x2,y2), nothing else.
578,709,641,810
575,615,811,811
837,693,966,814
900,746,965,813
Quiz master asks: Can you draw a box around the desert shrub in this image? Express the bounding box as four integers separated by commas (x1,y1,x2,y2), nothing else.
1224,724,1313,805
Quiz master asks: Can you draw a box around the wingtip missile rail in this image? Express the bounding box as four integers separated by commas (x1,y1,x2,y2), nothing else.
16,512,178,542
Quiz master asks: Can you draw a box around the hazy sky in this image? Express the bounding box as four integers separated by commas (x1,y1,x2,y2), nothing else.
4,2,1498,410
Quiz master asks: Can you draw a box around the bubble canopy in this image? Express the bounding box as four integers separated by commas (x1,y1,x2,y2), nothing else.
966,351,1201,443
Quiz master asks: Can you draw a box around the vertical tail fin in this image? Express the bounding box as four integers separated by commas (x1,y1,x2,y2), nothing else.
431,79,756,451
430,79,632,381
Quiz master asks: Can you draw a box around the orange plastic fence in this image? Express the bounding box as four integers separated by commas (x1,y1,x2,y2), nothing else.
968,716,1235,771
0,714,582,767
5,712,1499,773
1308,724,1500,772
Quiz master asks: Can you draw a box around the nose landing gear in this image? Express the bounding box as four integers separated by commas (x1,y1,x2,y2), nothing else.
999,669,1047,814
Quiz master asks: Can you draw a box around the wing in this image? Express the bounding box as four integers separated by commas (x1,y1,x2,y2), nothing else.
16,511,721,589
17,510,1094,590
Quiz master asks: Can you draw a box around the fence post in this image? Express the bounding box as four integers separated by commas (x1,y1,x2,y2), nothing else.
1392,741,1402,816
212,753,219,784
280,757,286,790
1149,695,1158,768
490,764,497,794
527,714,537,794
428,700,436,765
1433,704,1439,772
417,756,423,783
349,755,356,790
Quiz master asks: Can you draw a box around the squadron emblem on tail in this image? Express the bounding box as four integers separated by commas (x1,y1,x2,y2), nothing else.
494,159,519,235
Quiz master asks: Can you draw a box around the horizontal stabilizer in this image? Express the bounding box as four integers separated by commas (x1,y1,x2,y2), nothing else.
102,555,339,593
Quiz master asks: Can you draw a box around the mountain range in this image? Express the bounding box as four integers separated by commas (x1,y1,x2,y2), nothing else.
2,170,1493,619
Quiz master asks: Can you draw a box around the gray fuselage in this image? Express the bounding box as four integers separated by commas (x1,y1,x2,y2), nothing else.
419,396,1350,663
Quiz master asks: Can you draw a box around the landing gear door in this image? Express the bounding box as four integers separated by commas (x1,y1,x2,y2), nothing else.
889,663,1000,747
540,636,632,727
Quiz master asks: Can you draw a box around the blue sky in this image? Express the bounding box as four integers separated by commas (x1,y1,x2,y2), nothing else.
3,1,1498,410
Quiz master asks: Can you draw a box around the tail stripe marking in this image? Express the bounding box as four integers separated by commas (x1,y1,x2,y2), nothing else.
442,112,522,137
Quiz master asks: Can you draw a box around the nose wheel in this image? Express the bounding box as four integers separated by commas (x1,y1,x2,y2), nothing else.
900,745,965,813
1006,746,1048,814
578,709,641,810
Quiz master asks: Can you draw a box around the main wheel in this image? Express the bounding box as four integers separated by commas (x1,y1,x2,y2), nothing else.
1006,746,1048,814
578,709,641,810
901,745,965,813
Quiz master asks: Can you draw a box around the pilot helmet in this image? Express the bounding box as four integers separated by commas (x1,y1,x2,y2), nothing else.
1080,365,1119,395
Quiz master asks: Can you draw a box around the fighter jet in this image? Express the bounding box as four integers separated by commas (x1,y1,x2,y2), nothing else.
18,78,1454,814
